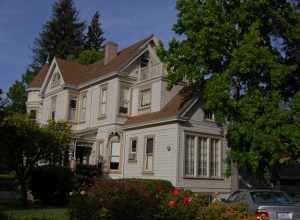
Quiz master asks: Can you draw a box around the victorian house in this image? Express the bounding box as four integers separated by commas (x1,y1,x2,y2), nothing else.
26,35,237,193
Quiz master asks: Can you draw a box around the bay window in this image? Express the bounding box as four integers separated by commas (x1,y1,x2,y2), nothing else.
184,134,221,178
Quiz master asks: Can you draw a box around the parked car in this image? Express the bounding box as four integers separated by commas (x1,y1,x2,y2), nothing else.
225,189,300,219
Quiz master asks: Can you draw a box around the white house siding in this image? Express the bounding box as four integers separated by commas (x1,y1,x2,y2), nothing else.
40,89,69,124
73,77,120,131
27,91,40,103
123,123,179,185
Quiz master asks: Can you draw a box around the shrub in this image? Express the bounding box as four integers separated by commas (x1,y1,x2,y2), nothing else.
197,202,256,220
123,178,173,193
29,165,75,206
156,187,209,220
74,164,102,188
69,179,172,220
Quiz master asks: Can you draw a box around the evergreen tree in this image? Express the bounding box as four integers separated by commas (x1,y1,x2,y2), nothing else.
159,0,300,185
85,11,105,51
6,80,27,114
32,0,85,71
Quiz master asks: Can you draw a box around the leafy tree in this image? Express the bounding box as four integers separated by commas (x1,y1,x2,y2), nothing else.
0,89,8,120
6,80,27,114
74,49,103,64
32,0,85,71
159,0,300,185
0,114,71,206
85,11,105,51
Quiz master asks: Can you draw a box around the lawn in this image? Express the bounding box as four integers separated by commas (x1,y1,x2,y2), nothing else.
3,208,68,220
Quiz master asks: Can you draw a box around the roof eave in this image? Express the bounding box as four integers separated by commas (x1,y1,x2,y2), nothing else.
123,116,187,130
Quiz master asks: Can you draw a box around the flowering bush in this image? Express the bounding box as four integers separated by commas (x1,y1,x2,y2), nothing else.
69,179,171,220
69,179,254,220
156,187,209,220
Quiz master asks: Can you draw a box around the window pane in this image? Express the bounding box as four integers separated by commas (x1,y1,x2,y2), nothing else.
140,89,151,108
102,88,107,103
131,139,137,153
110,142,120,170
120,87,129,114
198,137,208,176
185,135,195,176
146,138,153,154
210,138,220,177
111,142,120,156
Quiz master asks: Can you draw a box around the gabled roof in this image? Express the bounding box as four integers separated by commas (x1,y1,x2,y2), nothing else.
29,35,153,88
29,63,50,88
124,88,195,127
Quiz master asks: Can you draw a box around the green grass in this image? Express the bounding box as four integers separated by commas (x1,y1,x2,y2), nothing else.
3,208,68,220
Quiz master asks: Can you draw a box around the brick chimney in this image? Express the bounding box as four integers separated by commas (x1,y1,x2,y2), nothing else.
104,41,118,65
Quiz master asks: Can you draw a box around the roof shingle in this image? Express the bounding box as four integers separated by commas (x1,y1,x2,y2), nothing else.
29,35,152,88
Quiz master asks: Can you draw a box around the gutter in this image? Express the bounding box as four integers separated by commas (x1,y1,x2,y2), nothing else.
123,117,187,131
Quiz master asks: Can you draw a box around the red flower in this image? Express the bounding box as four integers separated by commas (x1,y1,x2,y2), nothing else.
170,187,181,196
155,185,162,193
182,197,192,205
168,200,177,207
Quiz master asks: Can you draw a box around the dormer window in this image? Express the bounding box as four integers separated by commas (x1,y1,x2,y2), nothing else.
51,72,60,88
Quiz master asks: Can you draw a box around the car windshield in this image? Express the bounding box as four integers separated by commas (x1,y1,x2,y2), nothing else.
250,191,294,205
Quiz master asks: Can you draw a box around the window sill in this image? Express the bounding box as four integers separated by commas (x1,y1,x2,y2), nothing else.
138,106,151,112
183,176,224,181
117,114,129,118
128,159,137,163
109,170,121,174
98,115,106,120
143,171,154,175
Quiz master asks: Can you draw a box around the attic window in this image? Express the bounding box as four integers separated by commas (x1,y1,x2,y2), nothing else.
51,72,60,88
204,111,215,121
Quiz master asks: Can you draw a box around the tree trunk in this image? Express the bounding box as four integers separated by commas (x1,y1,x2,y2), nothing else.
20,180,28,208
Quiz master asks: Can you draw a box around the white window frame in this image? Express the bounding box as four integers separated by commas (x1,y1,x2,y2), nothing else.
68,96,77,121
144,135,154,173
128,137,138,162
119,86,130,115
110,141,121,171
183,132,222,179
98,85,108,118
80,94,87,122
139,88,151,110
204,110,215,121
50,95,57,120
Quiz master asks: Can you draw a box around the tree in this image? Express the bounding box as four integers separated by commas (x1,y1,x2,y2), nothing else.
32,0,85,71
0,89,8,120
6,81,27,114
0,114,71,206
159,0,300,185
74,49,103,64
85,11,105,51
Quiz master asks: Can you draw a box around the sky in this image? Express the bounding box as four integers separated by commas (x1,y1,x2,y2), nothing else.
0,0,177,93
